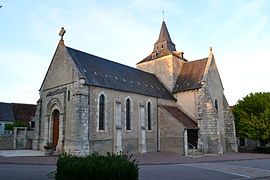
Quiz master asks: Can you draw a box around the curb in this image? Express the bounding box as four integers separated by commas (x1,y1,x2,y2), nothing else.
137,157,270,166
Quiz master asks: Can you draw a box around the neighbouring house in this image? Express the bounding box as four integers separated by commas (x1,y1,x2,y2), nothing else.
0,102,37,150
0,102,15,134
12,103,37,129
33,21,238,155
0,102,37,133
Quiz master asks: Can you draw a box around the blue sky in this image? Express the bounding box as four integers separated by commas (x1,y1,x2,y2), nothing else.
0,0,269,105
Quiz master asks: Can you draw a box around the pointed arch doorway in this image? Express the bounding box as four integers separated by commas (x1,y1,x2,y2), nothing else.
52,109,60,151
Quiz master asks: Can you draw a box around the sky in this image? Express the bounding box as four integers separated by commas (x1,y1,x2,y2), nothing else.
0,0,269,105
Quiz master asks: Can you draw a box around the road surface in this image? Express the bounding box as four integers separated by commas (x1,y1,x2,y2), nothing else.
1,159,270,180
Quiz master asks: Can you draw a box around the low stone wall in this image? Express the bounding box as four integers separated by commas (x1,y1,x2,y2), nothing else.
0,129,34,150
0,134,14,150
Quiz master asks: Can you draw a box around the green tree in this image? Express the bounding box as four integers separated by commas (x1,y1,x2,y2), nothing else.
233,92,270,146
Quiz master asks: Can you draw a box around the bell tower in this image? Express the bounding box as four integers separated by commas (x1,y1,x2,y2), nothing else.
153,21,176,52
137,21,186,92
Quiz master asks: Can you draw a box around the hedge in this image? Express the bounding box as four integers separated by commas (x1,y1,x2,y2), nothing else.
254,147,270,154
4,122,28,130
49,152,139,180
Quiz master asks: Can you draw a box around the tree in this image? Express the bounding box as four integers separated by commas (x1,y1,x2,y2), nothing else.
233,92,270,146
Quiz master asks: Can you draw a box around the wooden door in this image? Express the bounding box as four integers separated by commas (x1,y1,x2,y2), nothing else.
52,115,59,150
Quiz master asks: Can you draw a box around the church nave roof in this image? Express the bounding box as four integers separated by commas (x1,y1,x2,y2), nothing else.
67,47,175,100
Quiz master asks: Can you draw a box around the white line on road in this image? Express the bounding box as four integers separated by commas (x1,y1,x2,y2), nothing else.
193,166,251,178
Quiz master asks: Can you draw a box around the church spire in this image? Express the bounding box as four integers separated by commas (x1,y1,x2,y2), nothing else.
154,21,176,52
155,21,173,44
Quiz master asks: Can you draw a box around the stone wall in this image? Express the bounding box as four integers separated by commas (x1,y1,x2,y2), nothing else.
34,79,159,155
137,55,184,92
41,44,77,91
0,133,13,150
196,88,238,154
223,95,238,152
175,90,199,119
197,87,221,154
33,80,82,154
0,130,34,150
158,107,185,154
89,86,158,154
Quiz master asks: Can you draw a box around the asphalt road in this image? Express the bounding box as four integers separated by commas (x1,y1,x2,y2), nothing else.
0,164,55,180
1,159,270,180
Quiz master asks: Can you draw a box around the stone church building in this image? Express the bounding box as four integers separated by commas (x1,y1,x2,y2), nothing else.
33,21,238,155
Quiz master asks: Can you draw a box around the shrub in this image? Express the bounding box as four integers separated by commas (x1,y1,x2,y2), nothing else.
52,152,139,180
4,121,28,130
254,147,270,154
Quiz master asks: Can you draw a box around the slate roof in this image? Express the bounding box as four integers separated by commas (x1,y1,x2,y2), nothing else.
172,58,208,93
12,103,36,123
155,21,174,45
66,47,175,100
0,102,15,122
160,105,197,129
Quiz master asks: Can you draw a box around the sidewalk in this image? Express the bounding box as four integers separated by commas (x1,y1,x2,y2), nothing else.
133,152,270,165
0,150,270,165
0,150,57,165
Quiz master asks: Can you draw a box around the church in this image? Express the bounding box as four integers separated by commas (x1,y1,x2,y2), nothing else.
33,21,238,155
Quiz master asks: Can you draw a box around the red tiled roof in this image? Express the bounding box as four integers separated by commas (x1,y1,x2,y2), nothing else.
160,105,197,128
12,103,36,123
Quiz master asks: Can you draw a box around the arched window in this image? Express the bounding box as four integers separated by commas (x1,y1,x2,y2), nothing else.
126,99,131,130
99,94,105,130
215,99,218,113
147,102,152,130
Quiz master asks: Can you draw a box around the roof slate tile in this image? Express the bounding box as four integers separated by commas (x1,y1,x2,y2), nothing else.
67,47,175,100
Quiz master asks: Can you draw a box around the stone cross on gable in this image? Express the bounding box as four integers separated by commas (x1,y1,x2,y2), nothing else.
59,27,66,41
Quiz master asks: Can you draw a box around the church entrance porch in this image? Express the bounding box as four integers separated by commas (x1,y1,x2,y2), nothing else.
52,110,60,151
